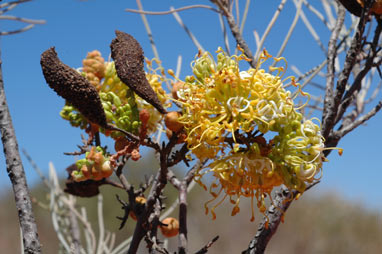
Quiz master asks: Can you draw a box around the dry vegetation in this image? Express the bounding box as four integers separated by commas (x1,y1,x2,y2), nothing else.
1,180,381,254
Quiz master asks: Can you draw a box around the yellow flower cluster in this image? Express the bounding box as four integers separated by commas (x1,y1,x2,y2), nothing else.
176,48,335,221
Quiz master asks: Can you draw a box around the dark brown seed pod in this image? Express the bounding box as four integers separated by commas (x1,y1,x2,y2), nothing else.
64,163,102,198
41,47,108,128
41,47,140,142
110,30,167,114
338,0,362,17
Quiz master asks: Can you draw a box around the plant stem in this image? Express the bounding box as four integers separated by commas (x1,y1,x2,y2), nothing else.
0,48,41,253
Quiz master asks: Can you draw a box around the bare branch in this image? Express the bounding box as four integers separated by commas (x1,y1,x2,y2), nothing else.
218,13,231,55
125,5,220,15
0,24,35,35
254,0,287,60
295,0,326,53
303,0,330,29
273,0,303,61
0,15,46,24
336,100,382,138
322,1,372,139
171,6,205,51
178,180,188,254
68,196,82,254
335,20,382,124
0,48,42,253
195,236,219,254
243,182,319,254
213,0,255,67
324,3,346,127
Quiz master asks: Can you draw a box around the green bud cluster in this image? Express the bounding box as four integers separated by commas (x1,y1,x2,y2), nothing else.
102,62,129,100
60,104,88,129
269,117,324,192
192,52,216,82
100,91,141,138
59,57,142,138
191,48,239,83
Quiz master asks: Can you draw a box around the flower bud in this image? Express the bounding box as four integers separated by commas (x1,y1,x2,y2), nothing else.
160,217,179,238
165,112,183,133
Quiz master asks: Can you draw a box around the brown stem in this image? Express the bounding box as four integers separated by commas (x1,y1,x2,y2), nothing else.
242,183,318,254
0,49,41,252
322,0,373,139
178,181,188,254
335,20,382,124
324,4,346,126
211,0,255,67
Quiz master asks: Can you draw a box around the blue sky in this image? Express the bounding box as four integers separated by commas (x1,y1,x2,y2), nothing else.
0,0,381,210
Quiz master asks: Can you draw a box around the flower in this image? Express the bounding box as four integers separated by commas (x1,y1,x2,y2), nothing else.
176,48,338,221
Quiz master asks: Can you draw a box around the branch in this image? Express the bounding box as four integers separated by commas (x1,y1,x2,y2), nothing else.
195,235,219,254
212,0,255,67
335,100,382,138
0,48,42,252
242,183,318,254
125,5,220,15
0,15,46,24
68,196,82,254
128,138,177,253
171,6,205,51
254,0,287,60
335,19,382,124
324,4,346,128
0,24,35,35
322,0,373,139
178,180,188,254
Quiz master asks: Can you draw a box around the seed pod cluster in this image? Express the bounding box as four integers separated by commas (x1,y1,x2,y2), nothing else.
41,47,108,128
72,146,113,182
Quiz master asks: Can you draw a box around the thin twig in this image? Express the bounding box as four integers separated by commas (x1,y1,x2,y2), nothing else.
195,236,219,254
254,0,287,61
171,6,205,51
0,15,46,24
0,0,31,9
234,0,251,55
303,0,329,29
322,1,372,139
68,195,82,254
218,13,231,55
215,1,255,67
335,20,382,124
96,195,105,254
243,182,319,254
125,5,220,15
294,0,326,53
0,24,35,35
336,100,382,138
273,0,303,62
